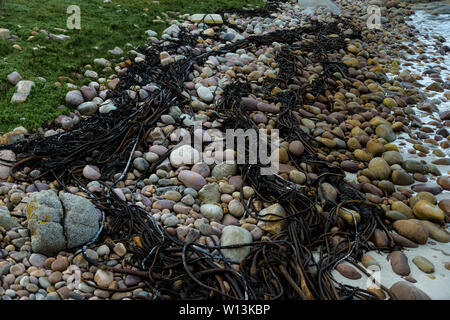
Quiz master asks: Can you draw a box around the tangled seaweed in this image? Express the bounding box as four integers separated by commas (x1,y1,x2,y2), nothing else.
0,8,398,300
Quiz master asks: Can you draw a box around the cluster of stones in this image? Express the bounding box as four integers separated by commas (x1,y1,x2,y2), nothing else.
4,24,77,105
1,0,449,300
6,71,35,104
0,228,151,300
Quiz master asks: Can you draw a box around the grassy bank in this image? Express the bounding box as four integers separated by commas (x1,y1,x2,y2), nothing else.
0,0,263,134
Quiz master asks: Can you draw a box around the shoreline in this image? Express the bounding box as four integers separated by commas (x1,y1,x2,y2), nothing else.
337,2,450,299
1,0,450,300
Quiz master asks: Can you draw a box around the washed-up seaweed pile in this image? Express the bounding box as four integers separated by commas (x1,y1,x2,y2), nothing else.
213,43,388,299
1,9,398,300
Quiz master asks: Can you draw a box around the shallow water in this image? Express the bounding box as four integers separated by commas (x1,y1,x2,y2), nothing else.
388,10,450,202
336,10,450,300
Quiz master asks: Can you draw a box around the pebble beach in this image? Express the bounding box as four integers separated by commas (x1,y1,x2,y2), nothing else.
0,0,450,300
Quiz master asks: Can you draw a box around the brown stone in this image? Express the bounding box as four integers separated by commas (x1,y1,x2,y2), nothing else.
111,291,132,300
389,251,410,276
391,201,414,219
71,254,89,268
392,170,414,185
56,286,72,299
437,176,450,191
366,193,382,204
368,157,391,180
340,160,359,173
288,140,304,156
48,272,63,284
361,183,383,197
426,82,443,92
318,182,338,203
277,147,289,164
411,184,443,195
390,232,418,248
421,220,450,243
335,263,362,280
94,269,114,288
361,253,380,269
389,281,431,300
256,204,287,234
392,220,428,244
347,137,361,151
228,176,242,190
413,173,427,182
403,275,417,283
432,158,450,165
378,180,395,194
412,200,445,222
366,139,385,156
371,229,390,248
410,192,437,207
412,256,434,274
51,257,69,272
438,199,450,214
338,208,360,226
386,0,399,8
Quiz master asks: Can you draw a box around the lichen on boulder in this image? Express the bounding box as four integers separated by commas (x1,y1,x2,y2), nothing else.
60,192,99,249
26,190,66,256
26,190,99,256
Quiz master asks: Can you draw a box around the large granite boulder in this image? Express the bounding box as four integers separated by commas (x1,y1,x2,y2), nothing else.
26,190,99,256
60,193,99,249
26,190,66,256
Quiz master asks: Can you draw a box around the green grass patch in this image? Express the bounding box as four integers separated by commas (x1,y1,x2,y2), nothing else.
0,0,264,134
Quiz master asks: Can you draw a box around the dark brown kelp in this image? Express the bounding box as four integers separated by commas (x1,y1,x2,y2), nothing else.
0,10,397,300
